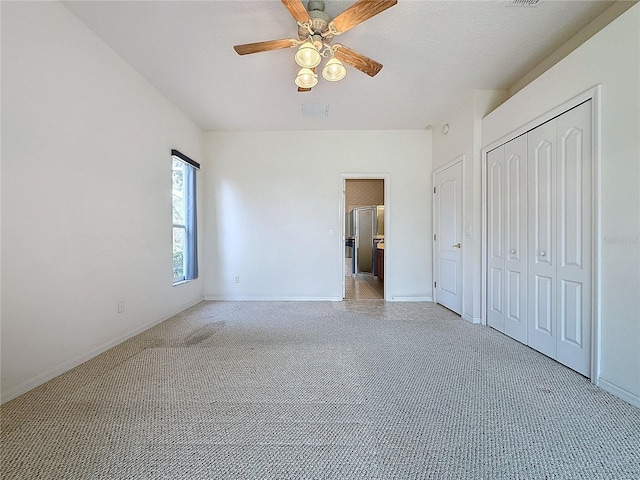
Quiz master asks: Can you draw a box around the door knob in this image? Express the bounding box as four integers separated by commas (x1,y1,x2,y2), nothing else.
453,243,461,248
510,249,516,254
539,251,546,257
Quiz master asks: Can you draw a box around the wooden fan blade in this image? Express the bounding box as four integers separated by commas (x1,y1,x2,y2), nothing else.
281,0,312,25
334,44,383,77
331,0,397,34
234,38,297,55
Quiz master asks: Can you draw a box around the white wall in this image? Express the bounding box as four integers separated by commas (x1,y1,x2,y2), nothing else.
482,4,640,406
202,130,432,301
1,2,204,403
508,1,637,97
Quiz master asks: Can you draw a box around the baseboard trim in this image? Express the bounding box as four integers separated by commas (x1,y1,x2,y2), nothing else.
597,377,640,408
203,296,341,302
0,297,204,405
463,313,482,324
387,296,433,302
204,296,435,303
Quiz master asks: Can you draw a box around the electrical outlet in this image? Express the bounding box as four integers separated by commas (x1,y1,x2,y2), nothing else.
234,275,240,283
117,300,125,314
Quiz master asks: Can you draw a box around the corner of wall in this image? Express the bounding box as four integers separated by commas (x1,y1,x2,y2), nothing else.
473,90,510,121
508,1,636,97
597,377,640,409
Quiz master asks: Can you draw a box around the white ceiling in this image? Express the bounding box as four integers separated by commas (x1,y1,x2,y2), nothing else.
63,0,617,131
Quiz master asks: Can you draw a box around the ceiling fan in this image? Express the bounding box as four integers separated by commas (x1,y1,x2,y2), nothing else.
233,0,398,92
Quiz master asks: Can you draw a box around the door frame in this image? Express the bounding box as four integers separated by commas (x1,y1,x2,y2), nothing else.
432,155,465,315
481,85,601,382
340,174,390,301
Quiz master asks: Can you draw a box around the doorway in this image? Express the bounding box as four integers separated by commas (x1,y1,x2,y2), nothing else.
343,178,386,300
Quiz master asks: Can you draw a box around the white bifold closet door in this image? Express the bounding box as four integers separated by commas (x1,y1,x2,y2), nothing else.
487,100,592,377
528,101,592,376
487,135,528,343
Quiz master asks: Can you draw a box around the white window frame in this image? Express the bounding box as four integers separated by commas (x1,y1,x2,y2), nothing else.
172,150,199,285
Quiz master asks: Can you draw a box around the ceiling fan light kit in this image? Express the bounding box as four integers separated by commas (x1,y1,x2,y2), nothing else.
322,56,347,81
295,39,321,68
233,0,398,92
295,67,319,89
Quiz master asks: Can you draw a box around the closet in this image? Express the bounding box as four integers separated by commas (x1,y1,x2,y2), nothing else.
486,100,592,376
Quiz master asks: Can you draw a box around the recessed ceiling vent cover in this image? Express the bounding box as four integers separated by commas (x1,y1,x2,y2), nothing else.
302,103,330,118
508,0,541,6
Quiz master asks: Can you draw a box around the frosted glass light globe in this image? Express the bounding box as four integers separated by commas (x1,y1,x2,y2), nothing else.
295,40,321,68
322,57,346,81
295,68,318,88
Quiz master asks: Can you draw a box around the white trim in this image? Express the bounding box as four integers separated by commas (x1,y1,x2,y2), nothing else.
203,296,341,302
432,156,464,314
481,152,488,326
463,313,481,324
340,182,347,299
483,87,599,154
480,85,601,383
205,295,432,303
590,86,603,385
388,296,434,302
340,174,390,301
0,297,204,404
432,156,463,176
597,378,640,409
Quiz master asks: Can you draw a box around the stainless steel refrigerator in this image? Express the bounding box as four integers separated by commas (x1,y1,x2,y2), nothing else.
349,206,384,275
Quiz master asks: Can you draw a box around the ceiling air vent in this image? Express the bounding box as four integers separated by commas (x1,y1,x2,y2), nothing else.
508,0,541,6
302,103,330,118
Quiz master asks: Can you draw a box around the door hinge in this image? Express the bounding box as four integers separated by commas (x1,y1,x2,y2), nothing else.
434,281,437,288
434,234,436,241
433,187,436,194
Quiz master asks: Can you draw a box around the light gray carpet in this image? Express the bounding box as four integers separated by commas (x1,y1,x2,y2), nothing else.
2,301,639,479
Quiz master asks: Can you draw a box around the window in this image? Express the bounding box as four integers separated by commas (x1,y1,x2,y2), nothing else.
172,150,199,284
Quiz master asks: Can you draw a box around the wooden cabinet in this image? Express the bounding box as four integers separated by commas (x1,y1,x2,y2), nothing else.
376,247,384,281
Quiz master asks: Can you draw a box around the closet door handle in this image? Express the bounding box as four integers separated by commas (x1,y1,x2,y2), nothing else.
510,249,516,255
539,251,546,257
453,243,461,248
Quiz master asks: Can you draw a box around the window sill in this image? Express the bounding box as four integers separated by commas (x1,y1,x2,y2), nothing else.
173,279,191,286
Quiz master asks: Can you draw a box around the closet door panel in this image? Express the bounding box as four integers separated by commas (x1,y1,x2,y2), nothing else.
504,135,528,342
556,101,592,376
528,120,557,358
534,275,554,332
486,146,505,331
561,280,583,345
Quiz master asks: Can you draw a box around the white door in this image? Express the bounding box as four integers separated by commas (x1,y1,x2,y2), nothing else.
528,101,592,376
487,146,506,331
486,136,528,342
434,161,462,314
555,102,592,376
527,119,558,359
504,135,529,342
486,100,592,377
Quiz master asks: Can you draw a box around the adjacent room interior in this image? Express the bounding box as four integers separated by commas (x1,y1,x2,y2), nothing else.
344,178,385,300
